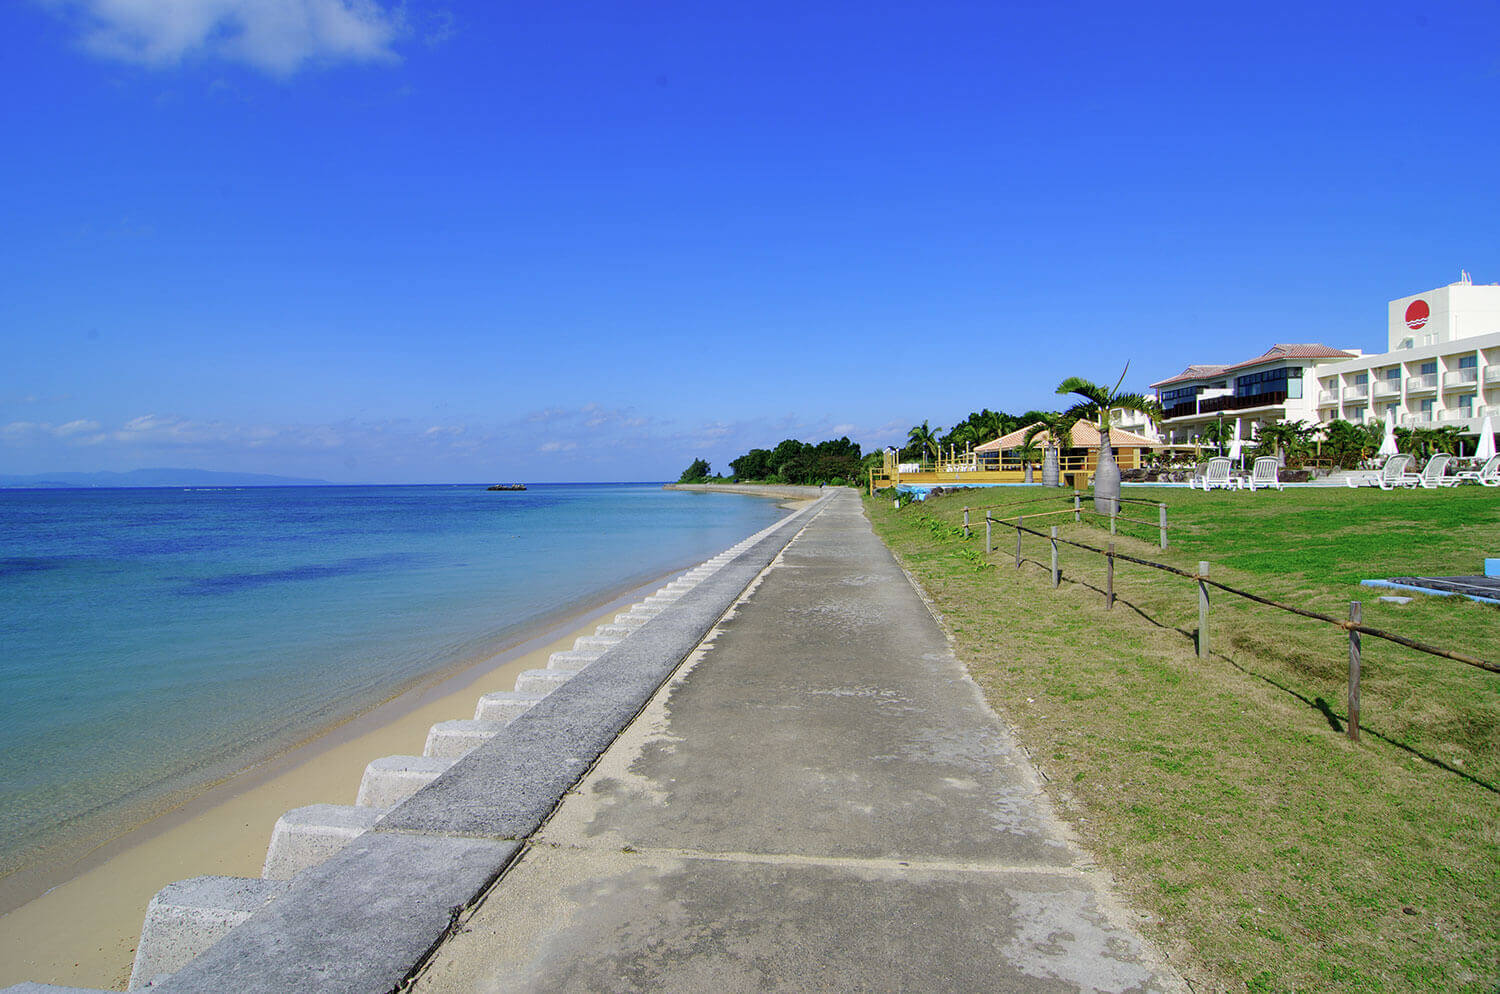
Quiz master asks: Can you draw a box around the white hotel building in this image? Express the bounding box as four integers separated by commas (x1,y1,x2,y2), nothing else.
1149,275,1500,445
1316,276,1500,432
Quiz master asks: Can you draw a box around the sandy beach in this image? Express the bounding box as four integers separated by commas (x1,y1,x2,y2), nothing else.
0,580,668,990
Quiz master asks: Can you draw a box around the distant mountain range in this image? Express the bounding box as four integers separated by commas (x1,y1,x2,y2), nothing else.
0,468,331,489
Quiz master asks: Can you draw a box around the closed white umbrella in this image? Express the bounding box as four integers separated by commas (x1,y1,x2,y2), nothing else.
1475,413,1497,462
1377,418,1399,457
1227,420,1243,465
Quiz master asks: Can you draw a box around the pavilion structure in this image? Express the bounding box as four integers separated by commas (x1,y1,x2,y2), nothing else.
870,423,1158,491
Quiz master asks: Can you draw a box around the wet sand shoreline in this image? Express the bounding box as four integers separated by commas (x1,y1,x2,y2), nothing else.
0,572,682,989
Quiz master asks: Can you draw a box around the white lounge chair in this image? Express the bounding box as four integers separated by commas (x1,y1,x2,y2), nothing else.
1246,456,1284,491
1406,453,1456,489
1367,454,1414,490
1192,457,1237,491
1454,454,1500,487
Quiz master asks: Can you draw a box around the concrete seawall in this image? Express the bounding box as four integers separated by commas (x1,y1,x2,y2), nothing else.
2,495,832,994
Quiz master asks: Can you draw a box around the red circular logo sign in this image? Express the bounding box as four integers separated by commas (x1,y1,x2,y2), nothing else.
1405,299,1430,331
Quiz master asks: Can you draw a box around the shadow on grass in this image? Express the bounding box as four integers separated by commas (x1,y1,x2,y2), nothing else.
1008,557,1500,797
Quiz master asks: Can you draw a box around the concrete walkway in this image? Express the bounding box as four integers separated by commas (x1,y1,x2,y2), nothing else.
410,491,1182,993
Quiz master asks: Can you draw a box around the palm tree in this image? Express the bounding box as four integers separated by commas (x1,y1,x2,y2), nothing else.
972,410,1007,446
1056,364,1162,512
1023,411,1077,488
1255,420,1313,467
1198,416,1233,457
906,421,942,468
1320,419,1364,469
1014,434,1041,484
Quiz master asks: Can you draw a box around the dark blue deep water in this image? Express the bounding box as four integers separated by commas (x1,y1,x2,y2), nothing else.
0,483,785,880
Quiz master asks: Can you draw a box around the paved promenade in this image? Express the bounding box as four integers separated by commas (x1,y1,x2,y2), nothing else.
411,490,1181,993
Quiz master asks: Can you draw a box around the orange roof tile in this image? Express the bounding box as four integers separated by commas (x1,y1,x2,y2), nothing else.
976,421,1156,452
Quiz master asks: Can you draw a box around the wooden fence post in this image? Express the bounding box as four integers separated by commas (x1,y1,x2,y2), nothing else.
1016,517,1023,568
985,511,992,554
1197,561,1210,658
963,507,970,537
1159,503,1168,550
1347,601,1362,743
1106,542,1115,609
1073,493,1081,523
1050,526,1060,588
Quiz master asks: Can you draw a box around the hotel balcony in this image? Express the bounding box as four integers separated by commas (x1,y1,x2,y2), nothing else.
1342,384,1369,400
1438,406,1487,425
1406,374,1439,394
1372,380,1401,399
1402,412,1438,427
1197,391,1287,415
1486,366,1500,385
1443,368,1480,390
1317,390,1339,405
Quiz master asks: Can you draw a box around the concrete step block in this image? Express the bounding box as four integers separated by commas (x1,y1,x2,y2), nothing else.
128,875,289,989
515,668,572,696
473,690,545,723
355,755,457,808
622,602,668,618
423,720,506,759
262,804,387,880
592,622,638,637
613,610,656,626
547,649,603,672
571,634,621,651
643,592,680,605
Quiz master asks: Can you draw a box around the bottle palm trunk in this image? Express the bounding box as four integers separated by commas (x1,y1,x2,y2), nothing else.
1093,442,1120,514
1042,448,1059,487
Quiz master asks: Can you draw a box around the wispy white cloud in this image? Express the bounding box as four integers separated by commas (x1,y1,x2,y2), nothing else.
0,409,909,481
43,0,403,74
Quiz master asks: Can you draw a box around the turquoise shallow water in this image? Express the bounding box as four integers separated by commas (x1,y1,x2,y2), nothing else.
0,483,785,883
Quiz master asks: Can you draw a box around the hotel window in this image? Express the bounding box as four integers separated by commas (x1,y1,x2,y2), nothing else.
1235,367,1291,399
1420,361,1437,375
1420,399,1434,417
1348,406,1366,423
1353,372,1369,385
1384,403,1399,420
1286,367,1303,398
1385,368,1401,382
1459,395,1475,415
1459,355,1478,369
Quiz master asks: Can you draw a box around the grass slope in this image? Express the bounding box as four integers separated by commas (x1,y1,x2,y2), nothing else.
865,485,1499,993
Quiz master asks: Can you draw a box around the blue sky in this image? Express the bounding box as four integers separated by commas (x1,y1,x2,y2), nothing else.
3,0,1497,482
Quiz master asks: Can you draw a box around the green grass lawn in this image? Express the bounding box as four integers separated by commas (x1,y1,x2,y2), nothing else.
865,484,1500,993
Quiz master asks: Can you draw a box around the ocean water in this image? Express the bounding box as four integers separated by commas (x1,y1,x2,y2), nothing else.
0,483,786,888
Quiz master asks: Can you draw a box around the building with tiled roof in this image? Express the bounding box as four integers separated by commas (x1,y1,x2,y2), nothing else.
1150,275,1500,446
1150,343,1359,445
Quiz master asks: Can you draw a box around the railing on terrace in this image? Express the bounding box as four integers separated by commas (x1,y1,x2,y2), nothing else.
1443,368,1480,388
1198,391,1287,414
1407,374,1439,392
1372,380,1401,398
1486,366,1500,384
1402,413,1438,427
1343,384,1370,400
1162,401,1199,420
1318,390,1339,404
